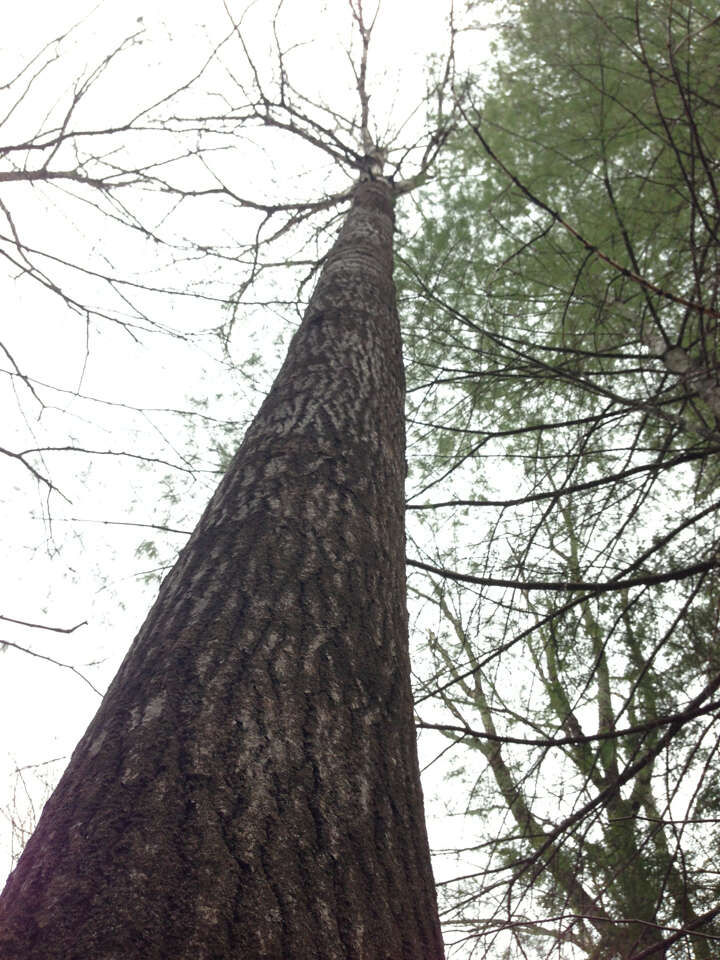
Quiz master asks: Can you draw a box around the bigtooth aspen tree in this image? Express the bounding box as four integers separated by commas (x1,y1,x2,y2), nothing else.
0,170,445,958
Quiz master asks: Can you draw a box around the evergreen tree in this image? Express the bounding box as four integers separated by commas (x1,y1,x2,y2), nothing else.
401,1,720,956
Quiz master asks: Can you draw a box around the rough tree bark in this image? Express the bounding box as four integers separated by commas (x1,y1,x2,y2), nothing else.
0,177,444,959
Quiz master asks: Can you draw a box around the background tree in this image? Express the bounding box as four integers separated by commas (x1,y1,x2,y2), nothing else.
400,0,720,957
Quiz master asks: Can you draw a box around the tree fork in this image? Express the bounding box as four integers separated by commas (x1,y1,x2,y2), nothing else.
0,178,445,960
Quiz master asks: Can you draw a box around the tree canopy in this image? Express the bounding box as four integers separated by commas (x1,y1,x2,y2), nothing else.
400,0,720,956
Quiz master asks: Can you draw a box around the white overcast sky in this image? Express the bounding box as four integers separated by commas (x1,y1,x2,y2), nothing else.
0,0,493,881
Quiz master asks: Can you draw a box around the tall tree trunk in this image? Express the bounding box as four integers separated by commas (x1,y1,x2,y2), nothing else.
0,178,444,960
